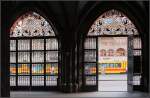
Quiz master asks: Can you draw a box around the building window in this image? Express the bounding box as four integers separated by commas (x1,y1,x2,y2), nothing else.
10,11,59,87
84,9,142,87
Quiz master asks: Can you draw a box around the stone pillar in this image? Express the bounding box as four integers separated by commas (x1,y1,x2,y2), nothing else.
1,10,10,97
141,33,149,92
58,35,79,93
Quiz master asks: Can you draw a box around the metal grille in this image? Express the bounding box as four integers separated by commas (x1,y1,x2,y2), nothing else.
84,37,97,86
133,37,142,85
10,38,59,89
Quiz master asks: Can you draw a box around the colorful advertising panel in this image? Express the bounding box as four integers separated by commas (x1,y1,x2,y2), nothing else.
32,64,44,75
10,64,16,75
46,63,58,75
98,37,128,74
18,64,30,75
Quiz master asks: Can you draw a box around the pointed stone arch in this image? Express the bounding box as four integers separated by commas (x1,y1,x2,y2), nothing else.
87,9,139,36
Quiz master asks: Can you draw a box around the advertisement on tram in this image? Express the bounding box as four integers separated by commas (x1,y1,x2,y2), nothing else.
98,37,128,74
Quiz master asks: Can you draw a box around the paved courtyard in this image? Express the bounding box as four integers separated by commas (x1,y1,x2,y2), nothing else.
98,74,127,91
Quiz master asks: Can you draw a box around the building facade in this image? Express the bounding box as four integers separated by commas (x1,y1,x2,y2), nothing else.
1,1,149,97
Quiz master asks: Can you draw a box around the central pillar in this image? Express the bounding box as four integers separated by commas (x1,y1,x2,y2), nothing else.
58,37,79,93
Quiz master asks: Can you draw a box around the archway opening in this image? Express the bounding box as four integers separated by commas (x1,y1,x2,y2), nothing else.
98,37,128,91
83,9,142,92
9,11,59,91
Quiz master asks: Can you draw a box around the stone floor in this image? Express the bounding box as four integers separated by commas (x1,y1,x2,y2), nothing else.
10,91,150,98
9,74,149,98
98,74,127,91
